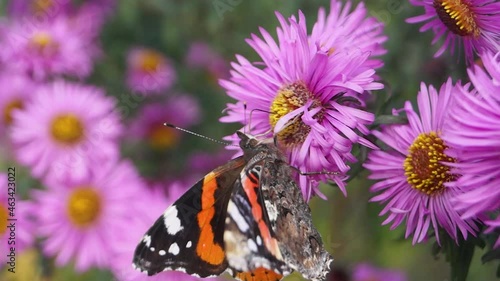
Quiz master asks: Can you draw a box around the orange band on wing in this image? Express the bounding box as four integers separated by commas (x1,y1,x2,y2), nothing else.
242,173,282,259
196,172,225,265
235,267,283,281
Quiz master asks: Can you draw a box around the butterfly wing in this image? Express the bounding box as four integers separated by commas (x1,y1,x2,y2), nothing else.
133,157,246,277
232,267,283,281
259,158,333,281
224,164,291,279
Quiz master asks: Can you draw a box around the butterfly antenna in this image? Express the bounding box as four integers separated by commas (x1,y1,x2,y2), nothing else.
242,102,248,134
164,123,238,147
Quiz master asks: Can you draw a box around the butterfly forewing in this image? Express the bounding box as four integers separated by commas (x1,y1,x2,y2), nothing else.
224,165,290,277
133,157,245,277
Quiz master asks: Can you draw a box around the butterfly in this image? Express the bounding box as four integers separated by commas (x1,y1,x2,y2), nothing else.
133,131,333,281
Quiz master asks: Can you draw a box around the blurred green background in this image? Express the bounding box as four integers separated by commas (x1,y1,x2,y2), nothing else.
1,0,497,280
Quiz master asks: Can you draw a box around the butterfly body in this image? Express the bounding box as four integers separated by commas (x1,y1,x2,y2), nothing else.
133,132,332,281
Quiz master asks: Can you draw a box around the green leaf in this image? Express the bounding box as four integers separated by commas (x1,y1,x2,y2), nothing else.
482,248,500,263
373,115,408,126
440,232,484,281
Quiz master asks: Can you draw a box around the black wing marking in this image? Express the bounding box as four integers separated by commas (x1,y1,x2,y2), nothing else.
133,157,245,277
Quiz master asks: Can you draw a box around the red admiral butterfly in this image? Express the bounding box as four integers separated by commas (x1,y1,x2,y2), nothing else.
133,131,333,281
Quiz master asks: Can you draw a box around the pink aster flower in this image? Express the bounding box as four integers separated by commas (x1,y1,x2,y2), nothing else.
407,0,500,63
111,182,205,281
0,173,36,264
220,5,383,199
443,51,500,246
129,94,200,150
126,47,176,95
0,72,35,135
364,79,478,244
1,16,99,80
352,263,407,281
10,80,122,180
310,0,387,71
33,159,145,272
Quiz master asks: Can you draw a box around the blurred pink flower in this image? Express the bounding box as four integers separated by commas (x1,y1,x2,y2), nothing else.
364,79,478,244
70,0,116,39
352,263,407,281
407,0,500,64
80,0,116,17
33,160,145,272
187,149,233,177
129,95,200,150
7,0,115,21
0,72,35,134
186,41,229,80
126,47,176,95
444,51,500,247
0,173,36,264
7,0,112,41
220,2,383,199
10,81,122,180
7,0,73,20
111,181,206,281
0,16,99,80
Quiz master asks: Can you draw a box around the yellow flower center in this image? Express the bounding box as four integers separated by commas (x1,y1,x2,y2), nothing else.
50,113,85,145
0,204,8,235
67,187,102,228
149,125,178,150
269,82,323,147
3,99,24,125
30,32,58,54
139,50,163,72
404,132,456,195
433,0,481,37
32,0,54,13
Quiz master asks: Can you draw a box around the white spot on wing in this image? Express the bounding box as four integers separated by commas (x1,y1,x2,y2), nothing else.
159,250,166,256
264,200,278,222
142,235,152,247
176,267,187,273
163,206,184,235
168,243,180,255
248,239,258,252
186,241,192,248
256,235,262,246
227,200,249,232
150,247,155,252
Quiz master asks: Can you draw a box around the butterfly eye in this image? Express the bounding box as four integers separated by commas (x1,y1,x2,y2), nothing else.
242,141,250,149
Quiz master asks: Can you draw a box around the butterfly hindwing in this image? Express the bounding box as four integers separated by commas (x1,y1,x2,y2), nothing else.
133,157,246,277
233,267,283,281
